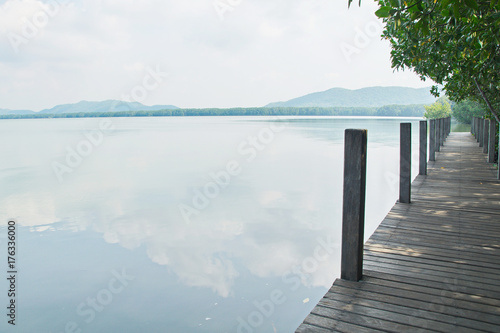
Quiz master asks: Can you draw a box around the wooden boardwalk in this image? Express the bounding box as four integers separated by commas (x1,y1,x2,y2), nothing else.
296,132,500,333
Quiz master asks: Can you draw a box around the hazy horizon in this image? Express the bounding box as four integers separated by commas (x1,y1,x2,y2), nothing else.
1,85,435,112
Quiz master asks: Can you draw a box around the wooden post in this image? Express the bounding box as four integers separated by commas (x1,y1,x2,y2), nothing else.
439,118,444,146
419,120,427,175
489,119,497,163
442,118,445,139
476,117,481,142
429,119,436,162
476,117,479,137
400,123,411,204
444,118,447,141
436,119,441,152
445,117,448,138
473,117,476,137
341,129,367,282
479,119,484,147
437,118,441,147
471,117,475,135
483,119,489,154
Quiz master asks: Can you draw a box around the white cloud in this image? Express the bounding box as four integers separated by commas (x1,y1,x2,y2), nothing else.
0,0,430,110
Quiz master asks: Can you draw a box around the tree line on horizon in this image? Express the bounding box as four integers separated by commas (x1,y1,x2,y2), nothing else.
0,105,427,119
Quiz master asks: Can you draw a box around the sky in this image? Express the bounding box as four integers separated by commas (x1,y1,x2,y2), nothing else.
0,0,432,111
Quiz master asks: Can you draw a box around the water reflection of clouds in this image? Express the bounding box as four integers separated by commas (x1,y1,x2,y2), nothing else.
0,117,417,299
0,130,329,299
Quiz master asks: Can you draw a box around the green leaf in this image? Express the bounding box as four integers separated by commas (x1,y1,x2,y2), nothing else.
375,6,392,18
389,0,400,7
421,18,430,35
453,3,460,17
463,0,479,11
489,12,500,21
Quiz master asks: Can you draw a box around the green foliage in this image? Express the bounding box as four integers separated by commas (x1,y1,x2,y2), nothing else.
452,99,488,124
0,105,427,119
351,0,500,122
424,97,452,119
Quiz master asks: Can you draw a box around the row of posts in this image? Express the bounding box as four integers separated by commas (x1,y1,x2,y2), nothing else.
471,117,499,180
341,117,451,282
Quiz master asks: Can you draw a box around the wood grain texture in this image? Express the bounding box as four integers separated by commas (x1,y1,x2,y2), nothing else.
488,119,496,163
419,120,428,175
400,123,412,203
341,129,367,282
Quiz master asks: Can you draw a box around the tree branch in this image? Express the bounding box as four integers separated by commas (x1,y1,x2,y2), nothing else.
473,77,500,123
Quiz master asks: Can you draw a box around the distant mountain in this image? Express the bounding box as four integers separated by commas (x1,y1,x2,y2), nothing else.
0,108,35,115
0,100,179,115
265,86,436,108
39,100,179,114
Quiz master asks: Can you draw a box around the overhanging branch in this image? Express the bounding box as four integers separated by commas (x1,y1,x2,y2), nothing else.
473,77,500,124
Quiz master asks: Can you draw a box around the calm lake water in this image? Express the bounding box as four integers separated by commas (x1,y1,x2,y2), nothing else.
0,116,422,332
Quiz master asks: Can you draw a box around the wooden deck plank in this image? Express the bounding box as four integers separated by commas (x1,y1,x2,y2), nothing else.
323,285,499,331
364,251,500,275
361,271,500,307
310,304,437,333
296,132,500,332
318,297,464,332
330,280,500,320
364,244,500,268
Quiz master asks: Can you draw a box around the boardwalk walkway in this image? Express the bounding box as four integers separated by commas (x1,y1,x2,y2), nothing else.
296,132,500,332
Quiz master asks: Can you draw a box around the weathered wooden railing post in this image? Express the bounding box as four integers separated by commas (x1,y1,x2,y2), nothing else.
483,119,490,154
437,118,441,148
442,118,445,141
489,119,497,163
474,117,477,141
440,118,445,147
400,123,411,204
476,117,481,143
477,118,481,143
472,117,475,136
479,118,484,147
436,119,441,151
436,119,441,152
429,119,436,162
498,126,500,180
341,129,367,282
476,117,480,141
419,120,427,175
474,117,478,140
444,117,448,141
